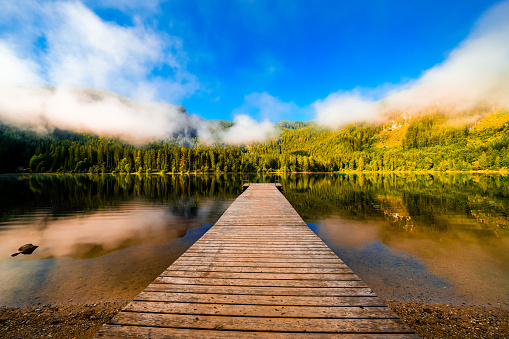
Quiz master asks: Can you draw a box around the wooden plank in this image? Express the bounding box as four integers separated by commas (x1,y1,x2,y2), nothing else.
186,248,333,252
134,291,386,306
165,266,352,274
195,238,320,242
108,313,414,333
145,284,373,296
202,231,317,234
188,246,332,250
200,235,316,237
207,229,310,231
195,241,326,245
202,232,315,234
124,301,398,319
192,236,321,240
183,250,337,256
171,261,348,268
173,257,345,264
151,278,366,288
181,250,338,256
207,229,315,232
159,271,359,280
204,227,313,230
212,222,307,224
96,325,419,338
180,253,340,259
198,239,320,243
191,244,330,248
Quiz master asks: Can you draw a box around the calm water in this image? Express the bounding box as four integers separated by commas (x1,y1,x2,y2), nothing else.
0,173,508,308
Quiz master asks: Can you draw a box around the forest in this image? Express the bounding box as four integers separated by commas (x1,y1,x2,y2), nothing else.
0,108,508,174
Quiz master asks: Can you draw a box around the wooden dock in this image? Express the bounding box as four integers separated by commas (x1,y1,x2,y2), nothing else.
95,183,417,338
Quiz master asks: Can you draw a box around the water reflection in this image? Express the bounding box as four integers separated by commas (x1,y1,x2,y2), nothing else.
1,173,508,309
1,202,201,260
282,173,509,308
0,174,239,306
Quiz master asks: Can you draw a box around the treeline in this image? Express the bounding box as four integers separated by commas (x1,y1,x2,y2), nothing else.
1,110,508,174
27,140,252,174
248,111,509,172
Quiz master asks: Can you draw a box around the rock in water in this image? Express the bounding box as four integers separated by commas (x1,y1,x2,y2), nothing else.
11,243,38,257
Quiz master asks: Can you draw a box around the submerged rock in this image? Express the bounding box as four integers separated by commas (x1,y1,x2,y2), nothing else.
11,244,38,257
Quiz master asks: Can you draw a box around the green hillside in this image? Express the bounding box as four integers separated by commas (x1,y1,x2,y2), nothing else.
1,109,508,173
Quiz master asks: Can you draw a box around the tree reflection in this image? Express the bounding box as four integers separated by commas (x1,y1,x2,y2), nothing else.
281,173,509,234
0,174,243,220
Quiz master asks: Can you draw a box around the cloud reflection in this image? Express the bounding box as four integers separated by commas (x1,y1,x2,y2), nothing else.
1,202,199,260
0,198,229,306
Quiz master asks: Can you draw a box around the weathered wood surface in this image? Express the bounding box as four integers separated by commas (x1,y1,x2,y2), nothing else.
95,183,417,338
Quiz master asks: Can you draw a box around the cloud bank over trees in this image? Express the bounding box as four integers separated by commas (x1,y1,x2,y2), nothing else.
314,0,509,128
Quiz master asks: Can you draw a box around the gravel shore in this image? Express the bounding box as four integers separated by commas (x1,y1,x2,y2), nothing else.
1,300,508,338
386,301,509,338
0,302,124,339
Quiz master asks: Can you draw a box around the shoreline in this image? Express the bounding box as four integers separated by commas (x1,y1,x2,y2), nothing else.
4,169,509,176
1,300,507,338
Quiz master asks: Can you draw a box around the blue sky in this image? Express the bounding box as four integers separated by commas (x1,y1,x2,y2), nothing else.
0,0,507,126
154,0,498,121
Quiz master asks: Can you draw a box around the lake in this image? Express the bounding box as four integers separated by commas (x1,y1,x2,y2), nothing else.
1,173,508,308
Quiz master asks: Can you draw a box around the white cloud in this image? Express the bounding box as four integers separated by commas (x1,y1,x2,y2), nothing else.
0,42,44,86
47,2,159,88
314,0,509,128
45,1,197,102
0,1,197,103
314,91,381,126
0,86,203,141
220,114,276,145
223,91,311,145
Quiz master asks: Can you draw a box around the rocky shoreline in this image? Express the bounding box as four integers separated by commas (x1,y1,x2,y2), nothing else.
1,300,508,338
